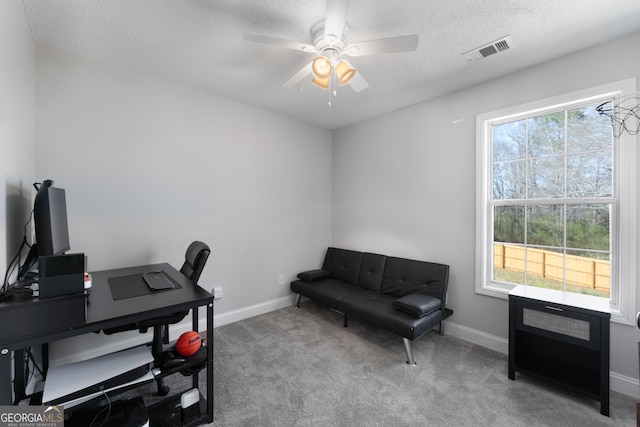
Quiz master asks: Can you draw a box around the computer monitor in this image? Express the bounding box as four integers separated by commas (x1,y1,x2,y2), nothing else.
34,180,71,257
18,180,72,279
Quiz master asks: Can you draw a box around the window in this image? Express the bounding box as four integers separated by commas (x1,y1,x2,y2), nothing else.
476,80,637,324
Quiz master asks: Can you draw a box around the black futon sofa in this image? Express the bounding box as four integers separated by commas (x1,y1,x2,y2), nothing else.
290,247,452,365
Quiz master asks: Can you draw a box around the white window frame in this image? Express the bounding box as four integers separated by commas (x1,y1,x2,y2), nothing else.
475,79,637,325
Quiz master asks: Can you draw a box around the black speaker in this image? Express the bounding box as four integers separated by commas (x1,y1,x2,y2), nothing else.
38,253,85,298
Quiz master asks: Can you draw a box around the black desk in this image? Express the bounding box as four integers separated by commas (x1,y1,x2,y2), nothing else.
0,263,214,424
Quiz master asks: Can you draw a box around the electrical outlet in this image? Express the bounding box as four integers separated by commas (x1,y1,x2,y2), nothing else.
213,286,223,299
278,274,285,285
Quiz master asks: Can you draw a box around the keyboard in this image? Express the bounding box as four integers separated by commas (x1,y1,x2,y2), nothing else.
142,271,176,290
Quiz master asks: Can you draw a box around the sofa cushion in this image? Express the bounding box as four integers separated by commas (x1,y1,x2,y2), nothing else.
356,253,387,292
297,269,331,282
322,247,363,285
337,290,444,341
290,278,357,310
392,293,441,317
381,257,449,299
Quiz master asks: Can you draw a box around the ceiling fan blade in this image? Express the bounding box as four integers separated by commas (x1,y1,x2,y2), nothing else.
244,33,317,53
324,0,350,43
345,34,419,56
282,62,313,88
347,70,369,93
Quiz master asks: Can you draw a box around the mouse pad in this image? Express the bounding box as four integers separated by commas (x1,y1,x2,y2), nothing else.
108,273,182,300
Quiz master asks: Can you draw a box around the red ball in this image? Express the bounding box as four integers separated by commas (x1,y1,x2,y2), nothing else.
176,331,202,356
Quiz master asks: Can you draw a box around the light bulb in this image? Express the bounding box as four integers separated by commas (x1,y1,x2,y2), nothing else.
311,56,332,79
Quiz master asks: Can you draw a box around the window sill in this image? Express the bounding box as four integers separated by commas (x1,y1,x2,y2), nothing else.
476,282,636,327
476,283,636,327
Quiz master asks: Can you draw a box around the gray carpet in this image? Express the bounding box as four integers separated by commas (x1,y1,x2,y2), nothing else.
206,301,636,427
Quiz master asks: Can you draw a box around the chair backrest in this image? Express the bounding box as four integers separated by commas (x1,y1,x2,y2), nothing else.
180,241,210,284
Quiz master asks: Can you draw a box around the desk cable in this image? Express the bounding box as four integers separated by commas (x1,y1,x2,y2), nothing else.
24,348,44,387
2,208,34,298
88,390,112,427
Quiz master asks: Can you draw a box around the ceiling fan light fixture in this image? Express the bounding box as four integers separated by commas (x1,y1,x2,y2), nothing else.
311,76,330,89
311,56,332,78
335,61,356,86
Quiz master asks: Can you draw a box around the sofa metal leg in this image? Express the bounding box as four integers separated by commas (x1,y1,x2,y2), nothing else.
403,338,416,366
438,320,445,336
295,294,301,308
343,313,349,327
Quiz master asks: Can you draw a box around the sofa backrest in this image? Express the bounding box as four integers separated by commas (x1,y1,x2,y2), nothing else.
322,247,363,285
380,257,450,304
356,253,387,292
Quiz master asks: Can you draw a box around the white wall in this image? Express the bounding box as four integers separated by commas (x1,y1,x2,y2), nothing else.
8,0,640,397
333,30,640,396
35,45,332,363
0,1,36,281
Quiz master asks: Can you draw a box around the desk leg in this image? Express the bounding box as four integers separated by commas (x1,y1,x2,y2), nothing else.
192,308,199,390
0,349,11,404
207,301,214,423
42,344,49,376
13,349,25,403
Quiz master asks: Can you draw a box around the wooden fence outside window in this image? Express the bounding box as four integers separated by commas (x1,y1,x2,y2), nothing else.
493,243,610,292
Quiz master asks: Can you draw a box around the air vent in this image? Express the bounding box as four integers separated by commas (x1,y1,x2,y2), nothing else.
462,36,514,63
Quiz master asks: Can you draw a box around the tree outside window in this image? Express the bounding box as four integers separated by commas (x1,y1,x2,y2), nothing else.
490,103,613,298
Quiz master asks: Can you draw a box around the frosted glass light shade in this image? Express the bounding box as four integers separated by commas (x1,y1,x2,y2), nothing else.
311,76,329,89
311,56,332,78
335,61,355,85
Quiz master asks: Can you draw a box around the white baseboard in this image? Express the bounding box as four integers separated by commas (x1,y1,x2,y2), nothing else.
170,295,295,334
445,320,640,400
49,299,640,400
49,296,296,367
212,295,295,328
611,371,640,400
445,320,509,354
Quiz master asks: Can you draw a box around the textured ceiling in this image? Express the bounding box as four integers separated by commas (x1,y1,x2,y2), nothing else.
22,0,640,129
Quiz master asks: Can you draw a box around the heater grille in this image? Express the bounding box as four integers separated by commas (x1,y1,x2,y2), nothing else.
522,307,590,341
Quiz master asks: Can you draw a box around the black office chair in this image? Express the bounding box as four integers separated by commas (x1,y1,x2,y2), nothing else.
104,240,210,395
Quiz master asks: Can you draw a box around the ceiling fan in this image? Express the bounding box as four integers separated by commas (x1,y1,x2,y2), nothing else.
244,0,419,95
